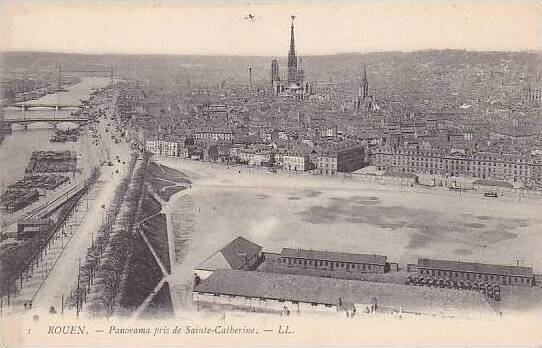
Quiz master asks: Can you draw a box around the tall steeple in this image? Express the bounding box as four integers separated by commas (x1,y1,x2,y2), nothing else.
356,64,369,110
287,15,298,85
361,64,369,99
289,16,296,55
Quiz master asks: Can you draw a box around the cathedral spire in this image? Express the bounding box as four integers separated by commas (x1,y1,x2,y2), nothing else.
361,64,369,99
289,16,296,57
287,15,298,84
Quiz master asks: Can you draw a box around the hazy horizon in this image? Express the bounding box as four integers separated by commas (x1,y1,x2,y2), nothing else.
2,47,542,58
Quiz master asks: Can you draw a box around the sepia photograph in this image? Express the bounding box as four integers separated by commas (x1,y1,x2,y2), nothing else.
0,1,541,347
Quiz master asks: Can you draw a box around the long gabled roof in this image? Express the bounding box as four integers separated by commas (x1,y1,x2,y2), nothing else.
417,258,533,277
281,248,386,265
194,269,492,314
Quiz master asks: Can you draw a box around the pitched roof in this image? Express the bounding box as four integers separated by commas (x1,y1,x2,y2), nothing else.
196,251,232,271
194,269,491,314
281,248,386,265
417,258,533,277
220,237,262,270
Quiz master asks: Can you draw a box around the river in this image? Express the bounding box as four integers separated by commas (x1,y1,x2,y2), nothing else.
0,77,111,218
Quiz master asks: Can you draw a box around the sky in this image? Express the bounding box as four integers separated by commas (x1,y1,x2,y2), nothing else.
1,0,541,56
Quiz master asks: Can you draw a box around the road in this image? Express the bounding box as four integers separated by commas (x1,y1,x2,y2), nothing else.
30,163,127,312
12,91,134,316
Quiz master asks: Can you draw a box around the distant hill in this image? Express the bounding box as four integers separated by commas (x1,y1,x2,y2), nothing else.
1,50,541,87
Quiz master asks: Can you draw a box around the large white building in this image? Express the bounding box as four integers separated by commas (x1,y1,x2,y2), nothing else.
194,130,234,142
237,149,272,166
276,152,310,171
372,146,542,188
145,140,180,157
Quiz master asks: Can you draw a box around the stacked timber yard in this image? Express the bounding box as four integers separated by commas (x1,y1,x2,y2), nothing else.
1,151,77,212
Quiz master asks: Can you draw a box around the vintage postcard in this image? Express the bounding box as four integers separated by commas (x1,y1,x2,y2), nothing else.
1,1,541,347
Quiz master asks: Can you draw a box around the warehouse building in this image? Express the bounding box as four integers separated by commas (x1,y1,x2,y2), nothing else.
416,258,535,286
280,248,388,274
316,143,365,175
193,269,491,315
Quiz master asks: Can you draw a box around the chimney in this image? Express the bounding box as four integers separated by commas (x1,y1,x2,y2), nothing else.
249,67,253,91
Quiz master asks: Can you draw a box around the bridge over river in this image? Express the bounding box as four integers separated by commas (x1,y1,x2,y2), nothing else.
5,103,79,110
2,116,90,130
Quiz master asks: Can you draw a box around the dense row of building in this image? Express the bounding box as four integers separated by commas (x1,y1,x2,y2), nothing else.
145,131,542,187
129,19,542,189
372,146,542,188
145,137,366,174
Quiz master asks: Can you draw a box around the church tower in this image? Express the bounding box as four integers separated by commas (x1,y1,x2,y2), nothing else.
271,59,280,83
356,76,362,110
287,15,298,85
361,65,369,99
356,64,370,110
297,57,304,85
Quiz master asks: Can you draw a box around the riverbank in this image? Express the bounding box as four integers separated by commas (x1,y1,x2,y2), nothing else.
0,77,111,193
0,79,134,316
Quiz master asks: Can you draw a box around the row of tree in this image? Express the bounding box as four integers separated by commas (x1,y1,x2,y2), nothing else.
66,154,148,317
